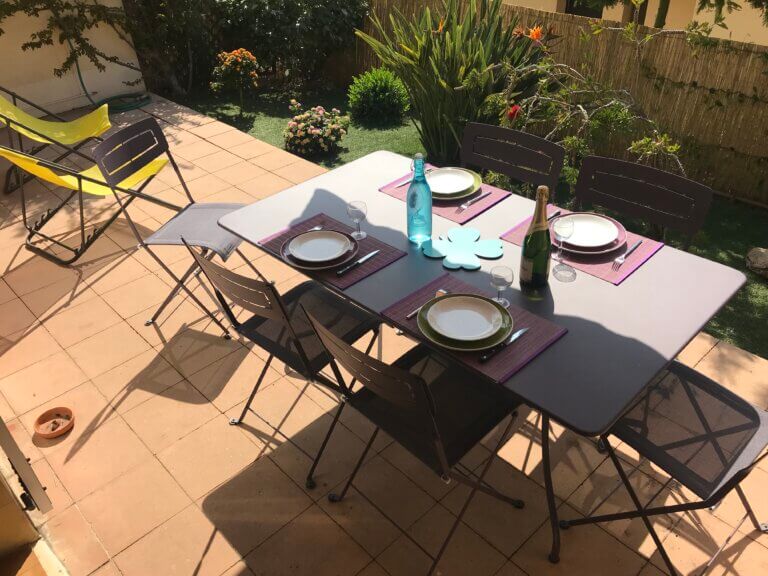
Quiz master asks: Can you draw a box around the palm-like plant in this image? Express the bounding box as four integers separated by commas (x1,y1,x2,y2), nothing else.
357,0,542,164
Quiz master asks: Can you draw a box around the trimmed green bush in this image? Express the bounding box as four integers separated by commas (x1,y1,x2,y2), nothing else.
347,67,410,125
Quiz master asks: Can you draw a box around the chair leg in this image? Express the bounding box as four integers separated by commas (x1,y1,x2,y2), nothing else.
229,354,274,425
541,414,561,564
328,427,379,503
146,260,199,325
305,400,346,489
603,436,679,576
735,485,768,533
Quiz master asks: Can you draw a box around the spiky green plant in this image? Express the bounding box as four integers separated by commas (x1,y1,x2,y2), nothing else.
356,0,542,164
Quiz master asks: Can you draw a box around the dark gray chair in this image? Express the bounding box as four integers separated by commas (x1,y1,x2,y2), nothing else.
461,122,565,192
560,361,768,576
304,308,526,576
184,242,380,488
575,156,714,249
93,117,249,338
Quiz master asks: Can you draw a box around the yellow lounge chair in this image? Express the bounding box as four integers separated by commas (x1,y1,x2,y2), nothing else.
0,86,111,194
0,144,174,265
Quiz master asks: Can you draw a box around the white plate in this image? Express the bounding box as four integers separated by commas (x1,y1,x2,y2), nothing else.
288,230,352,263
426,295,504,342
557,213,620,248
426,168,476,196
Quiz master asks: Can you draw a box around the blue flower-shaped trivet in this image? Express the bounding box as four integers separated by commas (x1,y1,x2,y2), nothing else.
421,227,503,270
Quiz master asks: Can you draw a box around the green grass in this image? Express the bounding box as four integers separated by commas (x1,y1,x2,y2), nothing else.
185,88,768,360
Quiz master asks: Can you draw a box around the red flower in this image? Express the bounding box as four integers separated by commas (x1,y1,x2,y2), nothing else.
507,104,522,120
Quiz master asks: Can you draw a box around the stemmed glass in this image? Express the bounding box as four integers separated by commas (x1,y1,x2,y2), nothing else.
490,266,514,308
552,216,577,282
347,201,367,240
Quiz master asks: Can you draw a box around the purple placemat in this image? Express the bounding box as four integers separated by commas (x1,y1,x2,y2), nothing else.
383,274,567,384
500,206,664,286
259,213,406,290
379,164,511,225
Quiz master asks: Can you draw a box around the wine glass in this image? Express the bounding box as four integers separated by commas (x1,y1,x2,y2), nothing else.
347,201,367,240
552,216,577,282
490,266,514,308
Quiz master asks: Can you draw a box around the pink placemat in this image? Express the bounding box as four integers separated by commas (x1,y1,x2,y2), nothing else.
500,206,664,286
259,213,406,290
379,164,511,225
383,274,567,384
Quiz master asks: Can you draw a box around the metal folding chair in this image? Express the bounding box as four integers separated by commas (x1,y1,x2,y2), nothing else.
184,242,381,490
559,361,768,575
93,117,253,338
304,309,526,576
575,156,713,249
0,85,111,194
461,122,565,192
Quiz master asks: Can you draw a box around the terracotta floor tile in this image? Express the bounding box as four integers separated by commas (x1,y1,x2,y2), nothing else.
67,322,150,379
102,273,174,319
45,417,151,501
710,466,768,545
244,504,371,576
214,161,266,186
204,186,258,205
115,504,241,576
125,298,213,349
0,351,88,414
19,275,97,319
157,325,244,378
357,563,389,576
2,253,79,296
187,348,280,412
353,455,435,530
0,298,37,337
27,458,72,526
381,442,456,501
0,391,13,421
676,331,719,367
39,505,109,576
88,561,122,576
207,130,256,148
175,173,231,199
123,380,219,453
707,530,768,575
91,349,184,414
249,149,300,172
0,278,15,304
220,562,255,576
272,160,327,185
513,504,646,576
567,458,626,516
194,150,243,173
318,486,401,557
159,414,262,499
174,140,222,162
494,562,529,576
78,457,191,555
696,341,768,409
43,296,122,348
189,121,236,139
441,459,551,557
0,326,63,380
199,455,313,556
229,139,279,160
83,255,151,296
236,172,293,199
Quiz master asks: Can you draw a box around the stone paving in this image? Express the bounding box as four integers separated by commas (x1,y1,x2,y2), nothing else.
0,95,766,576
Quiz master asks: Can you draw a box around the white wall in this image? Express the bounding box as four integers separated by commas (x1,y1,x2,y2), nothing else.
0,1,143,113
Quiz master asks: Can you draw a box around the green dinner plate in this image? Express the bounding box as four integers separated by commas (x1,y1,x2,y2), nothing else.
431,169,482,202
416,293,513,352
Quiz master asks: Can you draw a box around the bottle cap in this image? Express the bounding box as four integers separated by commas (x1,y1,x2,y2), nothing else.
536,185,549,199
414,153,424,160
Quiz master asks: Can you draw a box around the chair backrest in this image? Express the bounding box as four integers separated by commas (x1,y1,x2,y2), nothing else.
93,117,170,188
614,360,768,501
461,123,565,191
575,156,713,247
183,240,293,331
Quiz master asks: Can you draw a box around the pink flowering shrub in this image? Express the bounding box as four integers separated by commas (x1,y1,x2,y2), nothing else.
283,99,350,157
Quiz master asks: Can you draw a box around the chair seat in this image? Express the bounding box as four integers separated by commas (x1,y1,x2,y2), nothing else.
238,281,379,376
612,361,768,501
145,203,244,260
350,346,518,474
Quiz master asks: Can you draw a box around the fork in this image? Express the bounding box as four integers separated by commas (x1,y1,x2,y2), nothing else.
612,240,643,271
456,191,491,213
405,289,449,320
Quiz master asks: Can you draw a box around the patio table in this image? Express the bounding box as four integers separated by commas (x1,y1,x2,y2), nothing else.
218,150,745,562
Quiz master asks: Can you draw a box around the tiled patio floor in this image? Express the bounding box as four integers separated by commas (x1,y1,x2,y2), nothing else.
1,95,767,576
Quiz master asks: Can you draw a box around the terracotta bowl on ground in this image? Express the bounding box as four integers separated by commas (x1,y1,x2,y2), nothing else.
34,407,74,439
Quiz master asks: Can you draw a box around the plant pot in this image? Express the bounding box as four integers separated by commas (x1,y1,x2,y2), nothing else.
34,407,74,439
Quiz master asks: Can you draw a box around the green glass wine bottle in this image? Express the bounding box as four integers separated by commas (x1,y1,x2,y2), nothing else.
519,185,551,295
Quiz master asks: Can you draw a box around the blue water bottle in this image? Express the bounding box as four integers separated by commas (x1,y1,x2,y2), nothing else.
407,153,432,245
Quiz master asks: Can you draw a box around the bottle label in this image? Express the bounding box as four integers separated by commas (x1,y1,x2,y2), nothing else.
520,258,533,283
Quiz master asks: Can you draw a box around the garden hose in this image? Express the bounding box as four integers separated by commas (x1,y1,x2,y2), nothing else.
69,39,151,113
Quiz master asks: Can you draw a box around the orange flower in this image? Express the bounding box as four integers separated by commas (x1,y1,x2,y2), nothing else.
437,18,445,33
526,25,543,42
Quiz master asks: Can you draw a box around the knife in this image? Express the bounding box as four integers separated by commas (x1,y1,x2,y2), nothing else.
547,210,562,222
479,327,530,363
393,167,435,189
336,250,380,276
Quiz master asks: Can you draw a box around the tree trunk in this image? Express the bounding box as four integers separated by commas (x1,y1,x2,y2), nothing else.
654,0,671,28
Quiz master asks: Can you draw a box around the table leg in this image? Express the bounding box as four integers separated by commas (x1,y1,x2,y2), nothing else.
541,414,560,563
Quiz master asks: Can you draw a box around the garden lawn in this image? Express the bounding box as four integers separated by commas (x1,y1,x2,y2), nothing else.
185,90,768,360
